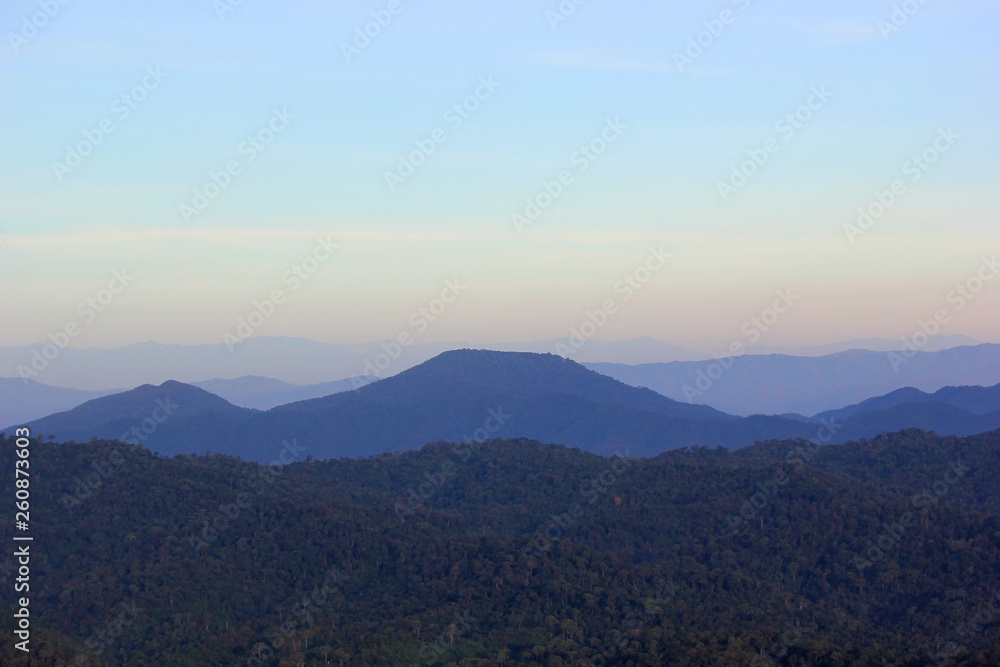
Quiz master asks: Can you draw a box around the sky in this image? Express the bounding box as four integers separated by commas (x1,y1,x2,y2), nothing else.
1,0,998,355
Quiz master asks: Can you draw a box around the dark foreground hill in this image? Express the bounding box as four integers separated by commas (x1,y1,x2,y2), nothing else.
14,350,823,460
1,428,999,665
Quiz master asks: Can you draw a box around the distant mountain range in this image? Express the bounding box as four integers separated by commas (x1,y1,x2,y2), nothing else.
191,375,375,410
9,350,1000,462
587,343,1000,416
1,337,392,390
743,334,980,356
0,336,698,390
0,335,983,391
11,350,815,460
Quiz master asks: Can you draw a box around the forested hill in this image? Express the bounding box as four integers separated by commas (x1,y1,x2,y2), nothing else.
2,429,1000,665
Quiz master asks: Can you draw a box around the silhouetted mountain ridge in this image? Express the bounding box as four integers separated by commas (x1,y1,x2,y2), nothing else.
16,381,254,448
12,351,1000,462
815,383,1000,422
275,349,732,421
13,350,805,460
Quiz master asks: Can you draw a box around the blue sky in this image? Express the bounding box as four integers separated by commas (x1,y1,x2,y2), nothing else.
1,0,998,352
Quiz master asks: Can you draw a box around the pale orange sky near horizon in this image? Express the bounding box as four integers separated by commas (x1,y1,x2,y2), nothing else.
1,228,997,354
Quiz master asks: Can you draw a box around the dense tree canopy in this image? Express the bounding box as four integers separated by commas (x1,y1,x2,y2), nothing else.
1,428,998,665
